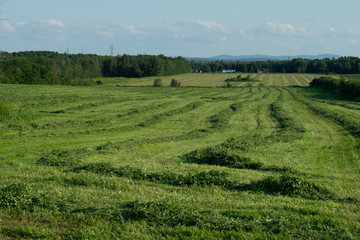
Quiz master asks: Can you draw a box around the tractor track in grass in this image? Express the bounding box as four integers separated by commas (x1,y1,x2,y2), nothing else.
255,107,261,129
215,87,307,159
181,87,308,174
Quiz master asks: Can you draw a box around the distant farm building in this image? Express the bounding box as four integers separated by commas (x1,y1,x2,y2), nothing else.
258,68,272,73
222,69,236,73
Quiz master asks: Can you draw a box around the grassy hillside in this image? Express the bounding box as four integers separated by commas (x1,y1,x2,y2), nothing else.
0,83,360,239
101,73,323,87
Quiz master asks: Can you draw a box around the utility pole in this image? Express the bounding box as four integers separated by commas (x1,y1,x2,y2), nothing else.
110,44,114,56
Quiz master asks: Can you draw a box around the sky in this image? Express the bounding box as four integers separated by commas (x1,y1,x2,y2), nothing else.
0,0,360,57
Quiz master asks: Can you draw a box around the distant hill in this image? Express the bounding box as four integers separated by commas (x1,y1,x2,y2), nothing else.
187,54,341,62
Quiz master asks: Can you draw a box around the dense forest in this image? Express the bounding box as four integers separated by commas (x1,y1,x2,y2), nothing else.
102,54,191,78
0,51,190,85
1,51,360,86
191,57,360,74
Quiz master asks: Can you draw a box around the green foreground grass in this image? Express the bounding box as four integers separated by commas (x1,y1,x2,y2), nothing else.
0,81,360,239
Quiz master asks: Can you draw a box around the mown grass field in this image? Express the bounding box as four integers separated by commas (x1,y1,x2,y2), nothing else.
101,73,323,87
1,75,360,239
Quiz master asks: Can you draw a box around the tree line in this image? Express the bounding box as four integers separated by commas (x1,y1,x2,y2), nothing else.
191,57,360,74
1,51,360,86
0,51,190,85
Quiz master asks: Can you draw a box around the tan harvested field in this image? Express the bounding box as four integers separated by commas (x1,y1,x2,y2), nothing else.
104,73,324,87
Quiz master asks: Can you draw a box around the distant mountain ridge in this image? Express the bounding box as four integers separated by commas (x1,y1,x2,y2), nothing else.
187,54,341,62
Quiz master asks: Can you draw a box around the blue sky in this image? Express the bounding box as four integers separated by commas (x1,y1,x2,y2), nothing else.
1,0,359,57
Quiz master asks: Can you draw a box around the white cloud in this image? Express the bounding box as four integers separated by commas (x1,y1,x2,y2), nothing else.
92,24,142,39
328,27,338,33
348,38,358,45
17,22,27,26
48,19,65,28
162,20,229,43
348,29,357,35
195,20,224,31
296,27,308,35
265,22,298,34
94,30,114,38
263,22,310,37
237,29,247,35
121,24,137,34
2,21,16,33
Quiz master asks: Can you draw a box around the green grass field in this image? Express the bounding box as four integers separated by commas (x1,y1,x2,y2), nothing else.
1,74,360,239
101,73,324,87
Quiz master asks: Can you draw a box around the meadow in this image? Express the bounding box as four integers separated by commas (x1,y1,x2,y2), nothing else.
0,74,360,239
102,73,322,87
